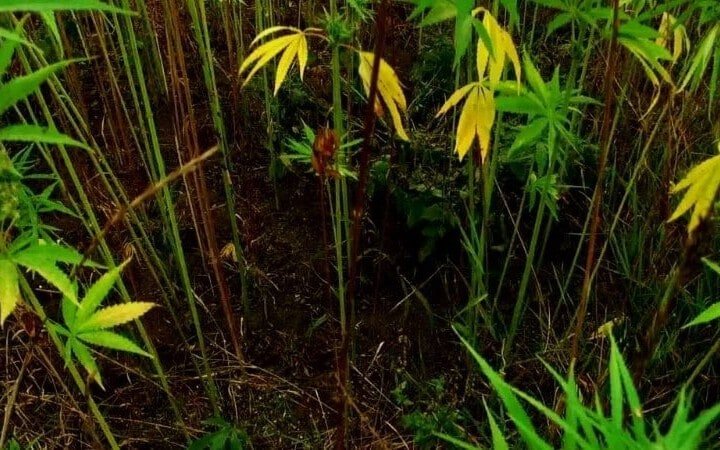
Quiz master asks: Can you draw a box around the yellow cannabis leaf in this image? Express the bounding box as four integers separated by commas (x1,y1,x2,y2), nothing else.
473,8,521,89
78,302,156,332
239,26,318,95
436,10,519,162
669,147,720,233
436,82,495,161
656,13,690,65
0,259,20,326
357,51,410,141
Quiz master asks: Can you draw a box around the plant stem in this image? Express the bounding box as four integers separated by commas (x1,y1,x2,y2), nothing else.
570,0,622,361
336,2,390,447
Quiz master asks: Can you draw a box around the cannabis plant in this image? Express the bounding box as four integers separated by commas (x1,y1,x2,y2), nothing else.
443,329,720,449
1,2,158,448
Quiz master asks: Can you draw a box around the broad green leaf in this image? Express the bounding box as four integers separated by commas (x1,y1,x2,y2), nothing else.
76,261,128,325
473,19,495,61
510,386,590,448
358,51,410,141
546,12,573,37
485,399,509,450
0,27,36,51
711,45,720,107
679,402,720,446
620,21,660,40
77,330,152,357
69,337,103,387
0,60,76,117
61,291,78,329
47,321,70,337
0,19,30,77
0,125,92,151
495,94,544,114
0,258,20,326
511,118,548,151
668,150,720,233
523,54,549,102
620,37,673,86
610,335,646,440
683,302,720,328
454,14,474,67
680,24,718,92
538,361,600,449
12,241,99,267
0,0,131,14
417,0,457,26
78,302,155,331
12,254,77,304
456,328,550,449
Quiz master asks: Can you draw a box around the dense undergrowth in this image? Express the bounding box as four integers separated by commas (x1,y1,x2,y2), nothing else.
1,0,720,448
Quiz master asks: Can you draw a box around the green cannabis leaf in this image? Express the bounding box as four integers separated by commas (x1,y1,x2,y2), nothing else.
51,261,155,387
0,240,100,326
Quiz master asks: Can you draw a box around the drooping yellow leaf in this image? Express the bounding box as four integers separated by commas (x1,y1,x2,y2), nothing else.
438,10,517,162
297,34,308,80
669,149,720,233
476,88,496,160
274,38,300,94
486,15,506,86
250,26,300,47
240,27,314,94
78,302,155,332
473,9,521,90
439,83,496,161
502,32,522,87
358,51,410,141
456,86,479,160
437,83,476,117
476,40,490,82
240,34,296,83
656,13,690,64
438,83,495,160
0,259,20,326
